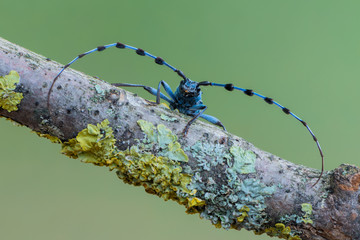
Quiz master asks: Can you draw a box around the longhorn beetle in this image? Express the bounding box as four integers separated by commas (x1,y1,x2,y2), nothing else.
47,42,324,186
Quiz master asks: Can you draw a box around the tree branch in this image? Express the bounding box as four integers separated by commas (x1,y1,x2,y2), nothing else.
0,36,359,240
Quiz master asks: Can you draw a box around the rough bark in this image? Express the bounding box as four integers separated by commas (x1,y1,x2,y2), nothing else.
0,36,359,240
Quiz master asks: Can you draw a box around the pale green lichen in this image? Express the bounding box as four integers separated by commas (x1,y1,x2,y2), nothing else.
138,119,157,142
157,124,177,147
160,114,178,122
0,71,23,112
228,145,256,175
137,120,188,162
301,203,313,224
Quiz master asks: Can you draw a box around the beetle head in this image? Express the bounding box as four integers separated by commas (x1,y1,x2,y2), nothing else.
180,79,201,97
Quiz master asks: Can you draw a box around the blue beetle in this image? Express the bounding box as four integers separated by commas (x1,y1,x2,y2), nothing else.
47,42,324,186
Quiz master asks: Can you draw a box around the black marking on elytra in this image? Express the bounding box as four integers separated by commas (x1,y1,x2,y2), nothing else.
136,48,145,56
244,89,254,96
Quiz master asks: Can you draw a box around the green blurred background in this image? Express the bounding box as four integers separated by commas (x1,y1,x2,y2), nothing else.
1,0,359,239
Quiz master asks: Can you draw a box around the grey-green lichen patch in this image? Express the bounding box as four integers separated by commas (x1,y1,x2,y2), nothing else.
89,83,107,103
184,139,276,230
94,84,105,95
89,93,105,103
0,71,23,112
160,113,178,122
278,203,314,226
137,120,188,162
279,214,302,225
189,174,276,230
184,141,232,170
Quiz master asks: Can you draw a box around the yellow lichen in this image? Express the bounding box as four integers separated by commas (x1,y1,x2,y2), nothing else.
61,119,115,164
288,236,302,240
237,205,250,222
187,197,206,208
214,222,222,229
114,146,191,203
35,132,62,143
301,203,313,224
0,71,23,112
254,223,302,240
160,102,170,109
61,119,195,207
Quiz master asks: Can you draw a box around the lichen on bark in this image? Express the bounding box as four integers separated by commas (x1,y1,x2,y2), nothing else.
0,71,23,112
